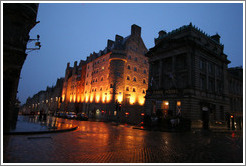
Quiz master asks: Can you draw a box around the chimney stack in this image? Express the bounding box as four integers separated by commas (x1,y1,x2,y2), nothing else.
158,30,167,38
131,24,141,37
115,35,123,42
211,33,220,43
107,39,114,48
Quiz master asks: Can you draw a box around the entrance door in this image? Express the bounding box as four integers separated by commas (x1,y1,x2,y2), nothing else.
202,106,209,129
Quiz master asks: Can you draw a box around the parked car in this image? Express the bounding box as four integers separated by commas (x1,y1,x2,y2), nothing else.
76,113,88,121
66,112,77,119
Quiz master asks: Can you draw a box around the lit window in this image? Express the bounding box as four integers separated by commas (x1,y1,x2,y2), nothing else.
127,76,130,80
133,88,136,92
133,77,136,82
102,66,104,70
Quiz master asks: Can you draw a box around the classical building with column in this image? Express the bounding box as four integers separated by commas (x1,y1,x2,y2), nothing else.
61,24,149,124
145,23,231,128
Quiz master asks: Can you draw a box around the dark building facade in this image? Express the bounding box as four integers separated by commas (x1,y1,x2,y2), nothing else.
227,66,243,129
21,78,64,115
145,23,231,128
3,3,39,132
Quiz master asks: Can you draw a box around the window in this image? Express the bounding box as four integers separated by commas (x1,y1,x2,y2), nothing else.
134,57,138,61
95,78,97,82
200,75,206,90
100,87,102,91
144,69,147,74
103,58,105,62
101,77,103,81
128,55,131,60
134,67,137,71
127,65,131,69
143,79,146,84
95,89,97,92
87,73,89,77
127,76,130,80
92,89,94,92
126,87,129,91
86,82,88,85
133,88,136,92
143,90,145,94
110,84,113,88
133,77,136,82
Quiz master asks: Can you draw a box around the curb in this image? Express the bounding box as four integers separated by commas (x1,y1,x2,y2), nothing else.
3,126,78,135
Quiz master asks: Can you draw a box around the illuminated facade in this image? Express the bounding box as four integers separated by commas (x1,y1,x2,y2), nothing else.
61,24,149,124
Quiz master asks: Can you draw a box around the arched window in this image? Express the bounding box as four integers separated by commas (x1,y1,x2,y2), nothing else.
126,87,129,91
127,65,131,69
127,76,130,80
143,89,146,94
134,67,137,71
101,77,103,81
133,77,136,82
133,88,136,92
144,69,147,74
143,79,146,84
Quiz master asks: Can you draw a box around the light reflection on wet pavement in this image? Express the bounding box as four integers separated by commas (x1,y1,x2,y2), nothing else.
3,117,243,163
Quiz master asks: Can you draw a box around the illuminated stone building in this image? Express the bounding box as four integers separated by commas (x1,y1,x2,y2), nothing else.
61,24,149,124
145,23,231,128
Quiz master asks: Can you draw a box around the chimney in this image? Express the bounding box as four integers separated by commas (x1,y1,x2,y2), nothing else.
115,35,123,42
158,30,167,38
107,39,114,48
74,61,77,68
131,24,141,37
211,33,220,43
67,62,70,69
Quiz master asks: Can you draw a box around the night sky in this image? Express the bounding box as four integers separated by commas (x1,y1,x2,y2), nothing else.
17,2,244,104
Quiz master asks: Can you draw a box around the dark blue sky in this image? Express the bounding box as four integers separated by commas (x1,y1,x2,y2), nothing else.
18,3,244,104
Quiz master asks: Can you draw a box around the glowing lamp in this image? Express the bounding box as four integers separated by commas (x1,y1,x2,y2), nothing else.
141,113,145,116
125,112,129,115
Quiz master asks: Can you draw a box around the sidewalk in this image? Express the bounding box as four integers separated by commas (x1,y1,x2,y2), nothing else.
4,115,78,135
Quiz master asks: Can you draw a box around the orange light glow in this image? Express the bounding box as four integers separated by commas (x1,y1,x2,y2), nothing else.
90,94,94,102
77,96,80,102
117,93,123,103
96,95,100,103
138,97,145,105
62,95,65,102
69,96,72,102
141,113,145,116
177,101,181,106
125,112,129,115
73,95,76,102
231,115,234,118
129,96,136,105
85,95,89,103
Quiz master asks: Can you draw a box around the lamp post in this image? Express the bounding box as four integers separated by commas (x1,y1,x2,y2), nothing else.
26,34,41,53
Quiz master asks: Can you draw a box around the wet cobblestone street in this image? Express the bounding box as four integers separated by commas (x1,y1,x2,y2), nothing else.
3,119,243,163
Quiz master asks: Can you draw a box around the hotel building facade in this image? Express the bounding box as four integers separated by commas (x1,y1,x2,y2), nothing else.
61,24,149,124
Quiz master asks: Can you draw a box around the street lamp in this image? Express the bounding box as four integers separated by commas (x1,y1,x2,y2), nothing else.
26,34,41,53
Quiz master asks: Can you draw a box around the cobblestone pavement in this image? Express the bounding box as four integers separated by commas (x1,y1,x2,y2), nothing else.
3,119,243,163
